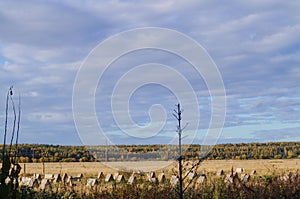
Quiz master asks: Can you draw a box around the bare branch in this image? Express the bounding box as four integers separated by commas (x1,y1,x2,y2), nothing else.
9,93,17,154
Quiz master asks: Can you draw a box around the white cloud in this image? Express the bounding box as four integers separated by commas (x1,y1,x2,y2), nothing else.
250,25,300,53
0,0,299,144
27,111,72,123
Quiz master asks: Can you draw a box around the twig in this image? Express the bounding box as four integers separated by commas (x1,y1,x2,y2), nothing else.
182,153,210,193
14,95,21,161
2,87,12,159
183,152,210,181
9,92,17,154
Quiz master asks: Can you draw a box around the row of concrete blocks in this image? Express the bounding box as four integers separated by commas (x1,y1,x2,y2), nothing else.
18,169,241,187
20,173,83,189
223,171,299,184
223,173,251,184
216,168,257,176
19,171,194,189
19,171,163,189
18,170,299,190
99,171,166,185
87,171,207,187
20,167,281,190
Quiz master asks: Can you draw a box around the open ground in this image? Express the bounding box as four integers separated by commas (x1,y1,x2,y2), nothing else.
16,159,300,177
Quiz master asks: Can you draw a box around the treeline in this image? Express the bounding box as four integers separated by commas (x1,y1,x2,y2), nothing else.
0,144,95,163
91,142,300,161
208,142,300,160
0,142,299,163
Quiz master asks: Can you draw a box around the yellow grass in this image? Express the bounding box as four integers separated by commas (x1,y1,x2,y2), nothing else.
196,159,300,174
13,159,300,177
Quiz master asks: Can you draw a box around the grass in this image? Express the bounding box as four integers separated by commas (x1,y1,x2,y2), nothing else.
13,159,300,177
1,159,299,198
0,159,298,198
17,169,299,199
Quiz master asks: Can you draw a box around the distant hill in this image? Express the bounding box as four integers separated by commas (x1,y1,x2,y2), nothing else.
1,142,299,163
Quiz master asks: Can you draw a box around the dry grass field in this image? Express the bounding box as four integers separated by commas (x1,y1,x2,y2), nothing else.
17,159,299,177
1,159,298,198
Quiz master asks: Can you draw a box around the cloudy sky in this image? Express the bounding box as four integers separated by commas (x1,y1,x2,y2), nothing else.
1,0,300,145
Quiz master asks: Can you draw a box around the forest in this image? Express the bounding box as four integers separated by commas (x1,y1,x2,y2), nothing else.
0,142,299,163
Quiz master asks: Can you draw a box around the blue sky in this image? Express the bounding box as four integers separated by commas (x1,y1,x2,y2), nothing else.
1,0,300,145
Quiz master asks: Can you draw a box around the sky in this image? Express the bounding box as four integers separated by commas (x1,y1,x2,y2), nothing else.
1,0,300,146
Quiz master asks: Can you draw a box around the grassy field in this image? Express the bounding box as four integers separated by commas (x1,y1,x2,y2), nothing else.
17,159,300,177
1,159,298,198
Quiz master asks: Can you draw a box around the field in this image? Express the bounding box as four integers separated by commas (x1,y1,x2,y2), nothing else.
18,159,300,177
0,159,299,198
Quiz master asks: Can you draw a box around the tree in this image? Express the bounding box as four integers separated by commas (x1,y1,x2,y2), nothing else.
0,87,21,198
173,104,210,199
